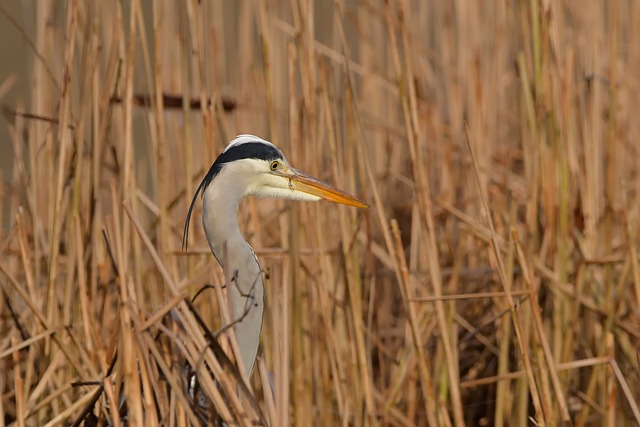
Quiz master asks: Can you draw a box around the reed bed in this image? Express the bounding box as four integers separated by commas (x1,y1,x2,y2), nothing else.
1,1,639,425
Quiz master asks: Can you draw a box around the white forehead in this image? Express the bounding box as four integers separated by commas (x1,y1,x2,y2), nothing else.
223,134,278,153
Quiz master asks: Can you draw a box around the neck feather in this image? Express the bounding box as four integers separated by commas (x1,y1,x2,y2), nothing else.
201,172,264,377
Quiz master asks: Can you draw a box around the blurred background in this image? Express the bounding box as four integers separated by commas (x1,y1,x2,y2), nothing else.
1,1,639,426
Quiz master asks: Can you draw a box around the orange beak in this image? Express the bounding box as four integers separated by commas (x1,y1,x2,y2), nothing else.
280,168,368,208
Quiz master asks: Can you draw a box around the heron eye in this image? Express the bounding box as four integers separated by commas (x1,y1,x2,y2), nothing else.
270,161,279,171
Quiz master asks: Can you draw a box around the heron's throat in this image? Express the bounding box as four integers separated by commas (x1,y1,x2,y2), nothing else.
201,181,246,267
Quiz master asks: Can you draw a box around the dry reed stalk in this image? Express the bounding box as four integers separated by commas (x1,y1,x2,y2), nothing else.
317,62,351,413
3,1,640,425
464,128,546,425
330,14,377,425
194,1,219,155
257,0,277,139
390,219,439,425
513,232,571,422
346,23,439,427
151,1,170,278
46,0,77,349
385,1,463,424
287,39,310,427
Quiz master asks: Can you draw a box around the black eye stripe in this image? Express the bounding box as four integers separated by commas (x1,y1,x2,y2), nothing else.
220,142,284,164
204,142,284,188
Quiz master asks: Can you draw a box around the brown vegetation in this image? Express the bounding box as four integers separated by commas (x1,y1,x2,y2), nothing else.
1,1,639,425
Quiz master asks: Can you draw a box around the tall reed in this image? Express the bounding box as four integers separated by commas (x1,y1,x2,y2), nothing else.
1,1,639,425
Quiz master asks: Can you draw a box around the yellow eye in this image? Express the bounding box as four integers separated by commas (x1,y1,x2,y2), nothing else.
270,161,279,171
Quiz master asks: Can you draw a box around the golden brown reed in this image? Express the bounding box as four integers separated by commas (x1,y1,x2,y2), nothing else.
1,1,639,426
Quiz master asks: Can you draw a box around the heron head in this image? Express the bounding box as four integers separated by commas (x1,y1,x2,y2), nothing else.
183,135,367,249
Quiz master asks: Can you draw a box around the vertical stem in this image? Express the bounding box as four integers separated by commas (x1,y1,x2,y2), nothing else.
47,0,78,332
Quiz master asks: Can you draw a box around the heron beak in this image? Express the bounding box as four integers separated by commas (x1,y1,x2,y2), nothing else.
281,168,368,208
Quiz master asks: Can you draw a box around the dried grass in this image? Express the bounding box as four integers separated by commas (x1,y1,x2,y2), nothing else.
1,1,639,426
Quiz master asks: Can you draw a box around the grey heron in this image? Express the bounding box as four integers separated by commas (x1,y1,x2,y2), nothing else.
183,134,367,378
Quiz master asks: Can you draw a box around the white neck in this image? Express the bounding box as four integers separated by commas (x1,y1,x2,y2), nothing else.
201,168,264,377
